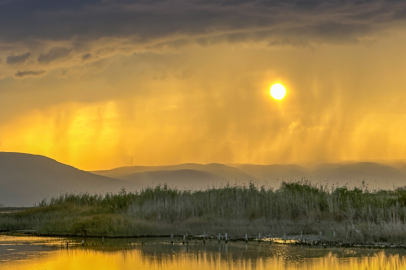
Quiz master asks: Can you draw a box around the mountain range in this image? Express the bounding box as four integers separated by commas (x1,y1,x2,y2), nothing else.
93,162,406,190
1,152,406,206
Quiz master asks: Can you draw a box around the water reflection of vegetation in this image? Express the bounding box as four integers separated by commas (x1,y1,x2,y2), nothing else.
68,237,406,260
2,181,406,244
3,236,406,270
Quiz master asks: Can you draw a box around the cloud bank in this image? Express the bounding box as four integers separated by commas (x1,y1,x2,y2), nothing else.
0,0,403,80
0,0,403,66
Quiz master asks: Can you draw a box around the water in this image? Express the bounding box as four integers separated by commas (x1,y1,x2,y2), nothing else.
1,235,406,270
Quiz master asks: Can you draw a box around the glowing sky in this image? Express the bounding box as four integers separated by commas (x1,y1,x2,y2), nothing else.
1,0,406,170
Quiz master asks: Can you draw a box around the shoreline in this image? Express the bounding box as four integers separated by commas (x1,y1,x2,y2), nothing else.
2,231,406,249
3,182,406,250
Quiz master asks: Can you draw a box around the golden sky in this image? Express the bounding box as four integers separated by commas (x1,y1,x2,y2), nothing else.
1,0,406,170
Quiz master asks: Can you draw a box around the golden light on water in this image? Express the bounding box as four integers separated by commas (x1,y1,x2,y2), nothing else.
2,236,406,270
270,84,286,100
2,247,406,270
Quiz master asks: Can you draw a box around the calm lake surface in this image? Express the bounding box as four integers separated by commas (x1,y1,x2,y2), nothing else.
1,235,406,270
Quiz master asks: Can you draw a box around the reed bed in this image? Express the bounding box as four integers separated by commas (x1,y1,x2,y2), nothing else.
1,180,406,243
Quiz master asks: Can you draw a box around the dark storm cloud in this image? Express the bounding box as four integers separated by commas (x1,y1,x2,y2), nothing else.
0,0,403,47
6,52,31,64
38,47,71,64
393,7,406,19
14,70,45,77
299,22,372,42
193,21,371,48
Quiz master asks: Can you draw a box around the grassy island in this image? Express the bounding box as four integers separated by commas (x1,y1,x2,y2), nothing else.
2,181,406,245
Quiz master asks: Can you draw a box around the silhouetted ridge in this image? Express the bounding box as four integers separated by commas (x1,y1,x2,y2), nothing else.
0,152,134,206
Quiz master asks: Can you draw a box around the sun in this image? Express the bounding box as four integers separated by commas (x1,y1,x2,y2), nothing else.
270,84,286,100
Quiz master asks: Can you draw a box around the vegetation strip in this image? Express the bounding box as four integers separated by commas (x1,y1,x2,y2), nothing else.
2,181,406,247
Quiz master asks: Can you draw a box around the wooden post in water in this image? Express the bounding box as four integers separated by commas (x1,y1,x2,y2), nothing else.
102,236,104,245
245,234,248,244
171,234,174,245
284,233,287,243
66,242,69,249
269,233,272,244
225,233,228,243
300,231,303,242
218,233,221,243
258,233,261,243
183,235,186,245
203,232,206,244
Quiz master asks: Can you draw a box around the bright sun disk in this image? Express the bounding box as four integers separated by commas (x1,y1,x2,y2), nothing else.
270,84,286,100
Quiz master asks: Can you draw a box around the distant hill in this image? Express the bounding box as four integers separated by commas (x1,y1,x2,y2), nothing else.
93,163,255,183
94,162,406,190
232,164,309,183
312,162,406,189
234,162,406,189
0,152,135,207
119,169,230,189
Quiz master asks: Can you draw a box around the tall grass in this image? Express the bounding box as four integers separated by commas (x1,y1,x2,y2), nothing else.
2,180,406,242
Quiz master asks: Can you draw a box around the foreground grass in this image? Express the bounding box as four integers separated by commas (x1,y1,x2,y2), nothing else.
2,180,406,244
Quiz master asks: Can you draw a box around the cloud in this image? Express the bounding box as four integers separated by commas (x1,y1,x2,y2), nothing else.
14,70,46,78
0,0,401,80
393,7,406,20
38,47,71,64
1,28,406,169
81,53,92,61
6,52,31,64
0,0,402,47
